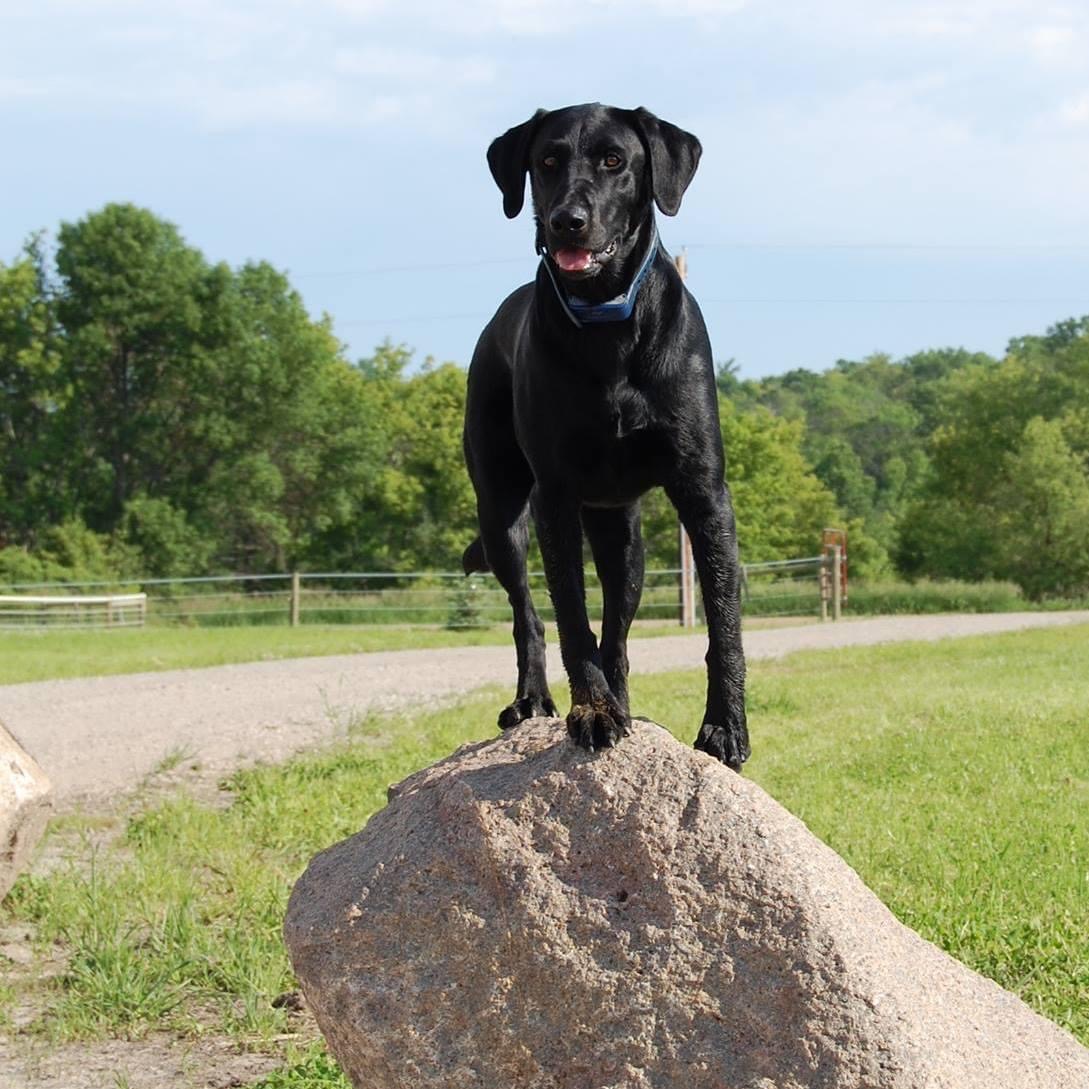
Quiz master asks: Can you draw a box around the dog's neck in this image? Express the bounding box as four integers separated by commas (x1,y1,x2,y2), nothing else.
536,218,662,329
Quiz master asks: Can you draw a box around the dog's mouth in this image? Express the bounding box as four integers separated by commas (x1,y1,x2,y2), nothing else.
551,239,618,278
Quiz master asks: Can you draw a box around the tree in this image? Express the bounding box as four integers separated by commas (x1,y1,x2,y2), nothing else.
897,316,1089,594
55,204,210,528
642,399,843,568
991,418,1089,598
0,243,64,544
193,261,381,571
45,204,391,574
342,348,476,571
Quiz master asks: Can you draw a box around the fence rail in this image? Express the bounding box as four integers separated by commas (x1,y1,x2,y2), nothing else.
0,592,147,630
0,555,839,630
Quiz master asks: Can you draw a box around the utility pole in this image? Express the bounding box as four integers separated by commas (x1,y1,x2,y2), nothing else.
675,248,697,628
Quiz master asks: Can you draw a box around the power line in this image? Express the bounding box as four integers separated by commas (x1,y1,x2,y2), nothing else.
334,297,1089,328
337,312,493,327
294,256,529,280
686,241,1089,252
293,240,1089,281
699,297,1089,305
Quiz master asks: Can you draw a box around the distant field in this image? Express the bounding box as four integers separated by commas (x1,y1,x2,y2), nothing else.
4,625,1086,1089
4,574,1083,688
0,617,813,686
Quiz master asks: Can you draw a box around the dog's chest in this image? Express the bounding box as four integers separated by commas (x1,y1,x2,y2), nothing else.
562,381,662,502
606,383,651,439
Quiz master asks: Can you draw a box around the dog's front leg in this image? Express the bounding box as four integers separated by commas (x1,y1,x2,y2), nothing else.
531,485,631,752
667,477,750,770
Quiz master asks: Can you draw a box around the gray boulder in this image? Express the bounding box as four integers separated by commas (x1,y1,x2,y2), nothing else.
1,722,52,901
284,718,1089,1089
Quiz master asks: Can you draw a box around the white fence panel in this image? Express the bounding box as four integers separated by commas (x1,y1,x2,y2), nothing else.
0,593,147,630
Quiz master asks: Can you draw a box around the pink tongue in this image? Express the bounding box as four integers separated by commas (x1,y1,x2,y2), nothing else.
555,247,593,272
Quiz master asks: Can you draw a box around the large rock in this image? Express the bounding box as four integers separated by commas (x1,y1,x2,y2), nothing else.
1,722,52,901
284,719,1089,1089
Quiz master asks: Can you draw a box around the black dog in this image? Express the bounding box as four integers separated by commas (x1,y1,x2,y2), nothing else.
462,103,748,770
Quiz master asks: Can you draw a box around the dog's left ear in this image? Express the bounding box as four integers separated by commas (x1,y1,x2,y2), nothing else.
630,108,702,216
487,109,548,219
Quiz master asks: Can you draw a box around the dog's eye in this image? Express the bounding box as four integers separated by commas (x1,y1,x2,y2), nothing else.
603,153,623,169
541,155,558,169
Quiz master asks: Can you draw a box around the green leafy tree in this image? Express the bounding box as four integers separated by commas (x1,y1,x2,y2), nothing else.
193,261,380,571
54,204,210,528
899,317,1089,594
347,348,476,571
44,204,391,574
642,399,843,568
0,242,64,543
115,496,213,579
991,418,1089,598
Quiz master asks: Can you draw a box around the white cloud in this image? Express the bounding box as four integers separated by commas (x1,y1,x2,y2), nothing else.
327,0,390,15
1028,23,1079,68
366,0,748,36
333,47,495,85
1060,92,1089,124
0,77,51,102
182,78,344,128
1030,25,1075,50
2,0,1088,144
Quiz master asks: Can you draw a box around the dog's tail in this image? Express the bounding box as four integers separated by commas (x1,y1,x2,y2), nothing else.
461,536,491,575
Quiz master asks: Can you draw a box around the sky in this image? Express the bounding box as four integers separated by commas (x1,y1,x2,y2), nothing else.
2,0,1089,379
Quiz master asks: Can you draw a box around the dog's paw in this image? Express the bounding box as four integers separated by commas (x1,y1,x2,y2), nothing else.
498,693,558,731
567,696,631,753
695,720,751,771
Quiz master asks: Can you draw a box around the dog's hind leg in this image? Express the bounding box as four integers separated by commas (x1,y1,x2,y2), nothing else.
581,503,644,714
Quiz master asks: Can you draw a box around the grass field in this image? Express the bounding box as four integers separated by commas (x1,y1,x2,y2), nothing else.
3,625,1087,1087
0,617,815,686
0,623,517,685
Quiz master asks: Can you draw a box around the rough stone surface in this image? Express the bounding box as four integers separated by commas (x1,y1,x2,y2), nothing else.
0,723,52,901
284,718,1089,1089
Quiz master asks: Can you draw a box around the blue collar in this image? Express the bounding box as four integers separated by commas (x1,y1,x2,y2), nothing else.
538,223,661,328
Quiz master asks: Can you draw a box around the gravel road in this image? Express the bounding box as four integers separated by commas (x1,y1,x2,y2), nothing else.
3,611,1087,811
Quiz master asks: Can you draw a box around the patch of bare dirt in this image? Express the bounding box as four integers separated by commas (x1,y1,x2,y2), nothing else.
0,1032,283,1089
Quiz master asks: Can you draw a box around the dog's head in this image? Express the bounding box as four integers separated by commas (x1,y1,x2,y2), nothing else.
487,103,701,288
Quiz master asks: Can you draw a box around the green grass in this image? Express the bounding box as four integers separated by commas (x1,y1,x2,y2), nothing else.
0,617,810,686
0,625,510,685
250,1046,348,1088
636,626,1089,1039
4,625,1087,1086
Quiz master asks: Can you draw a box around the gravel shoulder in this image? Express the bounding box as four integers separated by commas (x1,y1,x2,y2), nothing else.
4,611,1088,811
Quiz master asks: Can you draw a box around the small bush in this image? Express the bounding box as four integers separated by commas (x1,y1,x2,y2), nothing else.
445,577,489,630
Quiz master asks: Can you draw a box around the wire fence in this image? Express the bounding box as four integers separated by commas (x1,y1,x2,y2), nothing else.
0,556,832,631
0,592,147,630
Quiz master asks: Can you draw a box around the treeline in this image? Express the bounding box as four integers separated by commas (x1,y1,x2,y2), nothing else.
722,319,1089,598
2,203,1088,599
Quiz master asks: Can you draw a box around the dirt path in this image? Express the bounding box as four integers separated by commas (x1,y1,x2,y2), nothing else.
3,611,1088,811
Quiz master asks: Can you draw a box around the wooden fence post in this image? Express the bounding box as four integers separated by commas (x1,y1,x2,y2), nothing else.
832,546,842,622
679,522,696,627
290,571,301,627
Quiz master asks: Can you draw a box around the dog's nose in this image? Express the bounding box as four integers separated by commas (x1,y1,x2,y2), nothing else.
550,206,589,235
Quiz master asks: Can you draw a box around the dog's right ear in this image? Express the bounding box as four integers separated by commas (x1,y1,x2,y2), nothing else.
487,109,548,219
